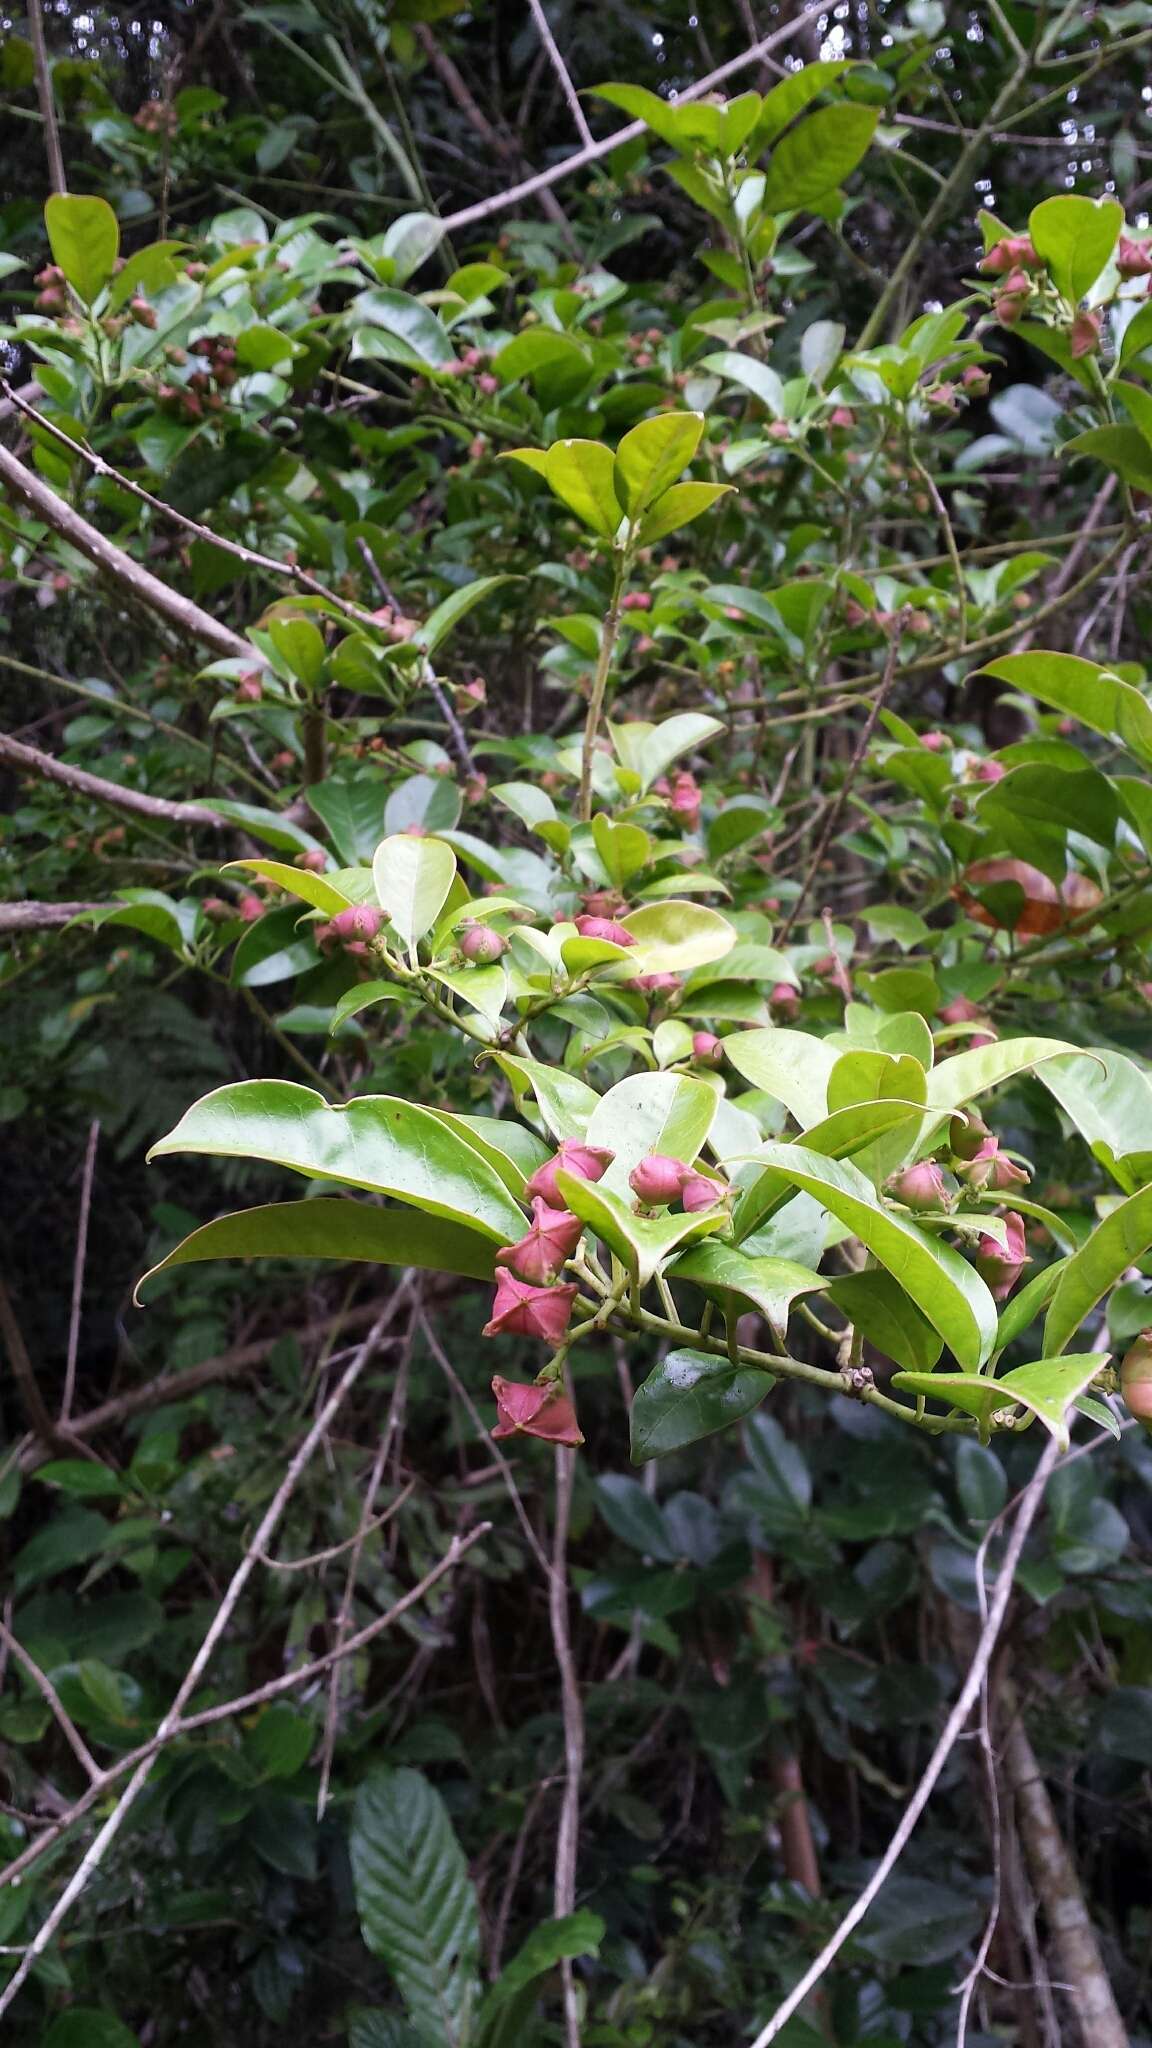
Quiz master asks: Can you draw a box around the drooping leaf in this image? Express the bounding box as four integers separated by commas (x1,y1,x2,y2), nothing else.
416,575,515,657
893,1354,1108,1449
631,1347,774,1461
1043,1186,1152,1357
669,1238,824,1338
476,1912,605,2048
136,1199,498,1299
222,859,355,917
350,1767,481,2048
147,1082,527,1241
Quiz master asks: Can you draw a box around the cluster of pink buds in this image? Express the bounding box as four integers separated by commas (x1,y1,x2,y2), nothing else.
524,1138,614,1208
652,770,702,831
629,1153,723,1214
315,904,387,955
974,1212,1030,1300
980,234,1042,276
627,970,681,998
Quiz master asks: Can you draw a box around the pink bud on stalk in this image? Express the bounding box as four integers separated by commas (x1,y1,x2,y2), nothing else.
482,1272,578,1345
1118,236,1152,280
573,914,636,948
769,982,800,1019
629,1154,692,1206
460,921,507,964
884,1160,954,1212
938,997,983,1027
691,1032,723,1066
490,1376,584,1446
1069,309,1101,360
681,1174,723,1212
330,904,385,942
524,1139,614,1208
496,1200,583,1286
973,1212,1030,1300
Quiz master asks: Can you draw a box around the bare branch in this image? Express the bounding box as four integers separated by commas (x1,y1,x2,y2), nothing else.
0,732,229,829
27,0,66,196
0,441,249,660
0,1623,102,1785
525,0,593,146
550,1436,585,2048
0,901,102,933
746,1434,1061,2048
60,1120,99,1427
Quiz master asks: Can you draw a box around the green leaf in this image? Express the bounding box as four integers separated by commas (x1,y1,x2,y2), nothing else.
492,330,593,403
722,1028,839,1129
267,615,326,688
35,1459,126,1499
669,1239,823,1338
136,1198,497,1298
556,1166,725,1286
1028,194,1122,302
348,2013,424,2048
416,575,515,657
825,1269,943,1370
42,2013,140,2048
994,1259,1066,1352
45,193,120,304
1120,297,1152,366
978,651,1152,771
893,1354,1107,1450
1044,1185,1152,1356
594,1475,675,1558
504,439,622,538
746,1143,998,1369
924,1036,1085,1114
372,834,457,950
381,210,444,284
1039,1051,1152,1192
223,859,354,917
613,411,704,518
955,1439,1008,1523
631,1347,774,1462
353,288,456,369
620,900,735,974
590,81,723,153
750,60,851,146
635,480,733,545
492,1054,601,1140
698,350,785,416
247,1703,314,1780
147,1081,527,1242
585,1071,718,1198
760,104,878,211
1065,425,1152,494
201,799,324,859
476,1912,605,2048
609,710,725,791
350,1767,481,2048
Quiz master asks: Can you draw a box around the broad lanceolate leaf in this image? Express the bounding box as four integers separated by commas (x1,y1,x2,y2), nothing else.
1044,1186,1152,1357
556,1168,726,1287
745,1143,998,1369
223,859,354,916
586,1071,718,1198
722,1028,839,1129
136,1199,497,1299
698,350,785,416
609,711,726,791
476,1912,606,2048
759,104,878,212
416,576,515,657
635,481,733,545
979,652,1152,771
893,1355,1108,1450
45,193,120,304
1039,1050,1152,1192
372,834,457,950
826,1269,943,1371
503,440,622,538
669,1239,823,1339
613,411,704,518
925,1036,1085,1113
148,1081,527,1241
1028,194,1122,304
350,1767,481,2047
631,1347,774,1462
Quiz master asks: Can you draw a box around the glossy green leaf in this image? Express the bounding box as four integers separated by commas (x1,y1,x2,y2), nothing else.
1039,1051,1152,1192
728,1100,926,1240
585,1071,718,1197
750,60,850,146
828,1050,927,1114
1065,424,1152,494
994,1258,1067,1351
147,1081,527,1241
381,210,444,284
979,652,1152,770
760,104,878,211
613,411,704,518
609,711,725,792
353,288,456,368
1028,194,1122,303
492,1054,601,1140
555,1167,725,1286
223,859,354,916
631,1347,774,1462
45,193,120,304
330,982,411,1030
621,900,735,974
698,350,785,416
635,480,733,544
504,439,622,538
372,834,456,950
893,1354,1107,1450
925,1036,1084,1113
476,1913,605,2048
826,1269,943,1370
268,616,326,688
721,1028,839,1129
416,575,515,657
747,1143,998,1368
350,1767,480,2048
669,1238,823,1338
1044,1186,1152,1356
590,81,723,153
136,1198,498,1298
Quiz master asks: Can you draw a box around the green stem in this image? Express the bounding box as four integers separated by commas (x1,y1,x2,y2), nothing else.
579,556,629,824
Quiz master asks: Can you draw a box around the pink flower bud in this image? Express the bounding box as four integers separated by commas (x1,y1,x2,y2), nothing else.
938,997,983,1027
960,1136,1030,1193
1121,1332,1152,1423
981,234,1040,275
920,730,948,752
668,770,702,831
621,591,652,611
949,1113,991,1161
1069,309,1101,359
482,1273,578,1345
681,1174,723,1212
581,890,625,920
974,1212,1030,1300
476,372,499,395
496,1200,583,1285
967,758,1005,783
460,921,506,964
1118,235,1152,280
769,982,800,1018
691,1031,723,1066
961,366,991,394
524,1138,614,1207
331,904,384,942
885,1160,954,1212
573,914,635,948
626,971,681,995
238,893,265,923
629,1153,692,1206
490,1375,584,1445
828,406,855,429
296,848,327,872
994,270,1032,326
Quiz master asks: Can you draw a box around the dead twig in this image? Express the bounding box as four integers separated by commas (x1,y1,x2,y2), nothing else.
60,1120,99,1426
